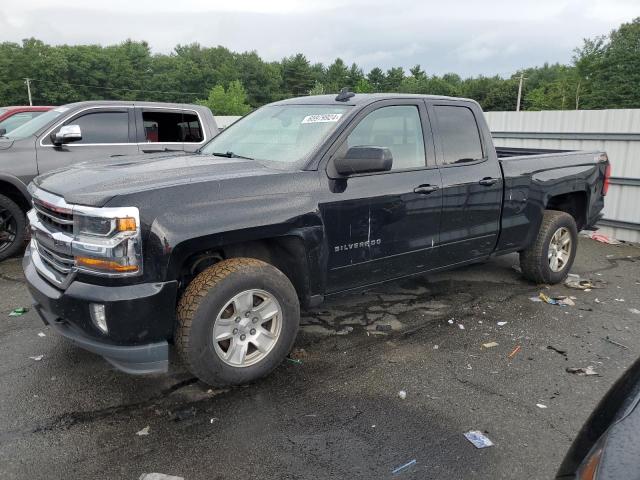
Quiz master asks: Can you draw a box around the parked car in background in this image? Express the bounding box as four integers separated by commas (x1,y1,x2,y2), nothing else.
23,92,609,385
0,101,218,260
0,106,53,136
557,356,640,480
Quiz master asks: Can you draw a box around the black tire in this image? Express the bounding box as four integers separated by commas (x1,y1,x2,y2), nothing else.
176,257,300,386
0,194,26,262
519,210,578,284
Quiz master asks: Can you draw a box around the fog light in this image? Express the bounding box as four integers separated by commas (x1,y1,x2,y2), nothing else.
90,303,108,333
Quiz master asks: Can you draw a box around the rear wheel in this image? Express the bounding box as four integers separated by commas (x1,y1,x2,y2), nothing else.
519,210,578,284
176,258,299,386
0,194,26,262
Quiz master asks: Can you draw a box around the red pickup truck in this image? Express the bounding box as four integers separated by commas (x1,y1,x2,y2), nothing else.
0,106,53,135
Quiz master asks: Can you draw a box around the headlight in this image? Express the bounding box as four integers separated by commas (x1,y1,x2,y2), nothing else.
71,206,142,276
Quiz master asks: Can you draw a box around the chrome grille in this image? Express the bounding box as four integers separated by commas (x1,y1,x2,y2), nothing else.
33,199,73,233
38,243,74,274
28,189,77,288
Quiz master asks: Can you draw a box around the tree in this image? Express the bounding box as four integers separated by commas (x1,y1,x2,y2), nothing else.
574,17,640,109
308,81,326,95
325,58,349,92
366,68,385,92
409,64,426,80
384,67,405,91
354,78,373,93
198,80,252,115
281,53,314,97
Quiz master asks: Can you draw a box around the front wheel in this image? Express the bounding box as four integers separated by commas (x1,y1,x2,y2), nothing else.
176,258,300,386
519,210,578,284
0,194,26,262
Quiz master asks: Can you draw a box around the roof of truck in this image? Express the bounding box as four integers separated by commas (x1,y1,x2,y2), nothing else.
273,93,477,107
57,100,209,110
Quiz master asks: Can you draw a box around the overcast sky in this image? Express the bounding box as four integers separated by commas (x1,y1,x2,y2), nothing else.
1,0,638,77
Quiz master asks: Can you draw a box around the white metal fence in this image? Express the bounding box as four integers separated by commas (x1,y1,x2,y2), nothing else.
486,109,640,243
215,110,640,243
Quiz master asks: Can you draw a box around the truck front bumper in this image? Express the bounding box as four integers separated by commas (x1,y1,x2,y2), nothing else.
23,249,178,374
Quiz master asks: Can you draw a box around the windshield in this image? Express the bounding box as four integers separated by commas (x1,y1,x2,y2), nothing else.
200,104,351,166
4,107,66,139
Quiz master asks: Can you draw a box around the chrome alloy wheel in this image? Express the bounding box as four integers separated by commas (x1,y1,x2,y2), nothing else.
212,289,283,367
548,227,572,272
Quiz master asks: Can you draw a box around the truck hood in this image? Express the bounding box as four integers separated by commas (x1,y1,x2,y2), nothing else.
34,152,282,206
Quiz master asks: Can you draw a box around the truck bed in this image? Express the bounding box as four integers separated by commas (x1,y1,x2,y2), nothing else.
495,146,573,158
494,146,607,255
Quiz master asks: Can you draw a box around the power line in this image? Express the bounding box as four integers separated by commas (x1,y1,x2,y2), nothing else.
27,78,208,97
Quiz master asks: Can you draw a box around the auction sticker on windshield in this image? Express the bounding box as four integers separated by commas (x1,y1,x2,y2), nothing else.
301,113,343,124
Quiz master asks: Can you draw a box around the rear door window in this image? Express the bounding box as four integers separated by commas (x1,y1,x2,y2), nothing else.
433,106,484,165
140,110,203,143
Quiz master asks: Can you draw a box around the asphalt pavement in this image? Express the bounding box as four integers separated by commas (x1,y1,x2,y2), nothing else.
1,237,639,480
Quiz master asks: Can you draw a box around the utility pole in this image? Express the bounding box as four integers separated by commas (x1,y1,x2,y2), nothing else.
516,73,527,112
24,78,33,106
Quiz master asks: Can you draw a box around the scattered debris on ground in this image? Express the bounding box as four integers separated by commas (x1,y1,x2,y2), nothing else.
497,321,507,326
289,348,307,360
529,296,542,302
136,426,150,436
614,298,625,302
564,273,602,290
539,292,575,306
391,459,417,475
482,342,498,348
603,337,629,350
335,326,354,335
37,332,46,337
9,307,28,317
547,345,568,358
508,345,521,359
536,403,548,409
139,474,184,480
463,430,494,449
458,324,465,330
629,308,640,315
28,355,43,361
398,390,407,400
566,366,599,376
286,357,303,365
586,232,622,245
376,324,392,331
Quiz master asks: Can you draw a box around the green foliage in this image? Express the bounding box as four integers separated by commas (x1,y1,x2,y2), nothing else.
1,19,638,111
308,81,326,95
198,80,252,115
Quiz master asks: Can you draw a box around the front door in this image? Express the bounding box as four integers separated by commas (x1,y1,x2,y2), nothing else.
36,107,138,175
320,101,443,293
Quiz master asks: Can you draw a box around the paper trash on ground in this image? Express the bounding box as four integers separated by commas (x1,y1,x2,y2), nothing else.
464,430,494,449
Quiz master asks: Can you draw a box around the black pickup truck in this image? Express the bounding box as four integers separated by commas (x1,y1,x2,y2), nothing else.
23,93,609,385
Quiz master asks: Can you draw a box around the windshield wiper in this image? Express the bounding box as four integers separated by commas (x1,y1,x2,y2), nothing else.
211,151,254,161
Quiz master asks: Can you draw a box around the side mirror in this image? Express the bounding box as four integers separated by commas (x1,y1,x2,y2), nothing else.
0,128,6,137
51,125,82,146
333,146,393,176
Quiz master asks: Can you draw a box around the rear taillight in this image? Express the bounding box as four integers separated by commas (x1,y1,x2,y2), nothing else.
603,164,611,196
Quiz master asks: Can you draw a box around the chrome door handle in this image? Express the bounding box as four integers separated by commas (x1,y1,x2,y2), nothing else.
414,184,439,194
478,177,499,186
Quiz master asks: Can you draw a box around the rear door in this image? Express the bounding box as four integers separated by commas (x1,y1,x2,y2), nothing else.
36,106,137,175
320,99,443,292
428,101,503,267
135,107,207,153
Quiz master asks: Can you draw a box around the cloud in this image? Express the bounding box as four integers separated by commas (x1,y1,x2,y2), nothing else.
0,0,635,77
